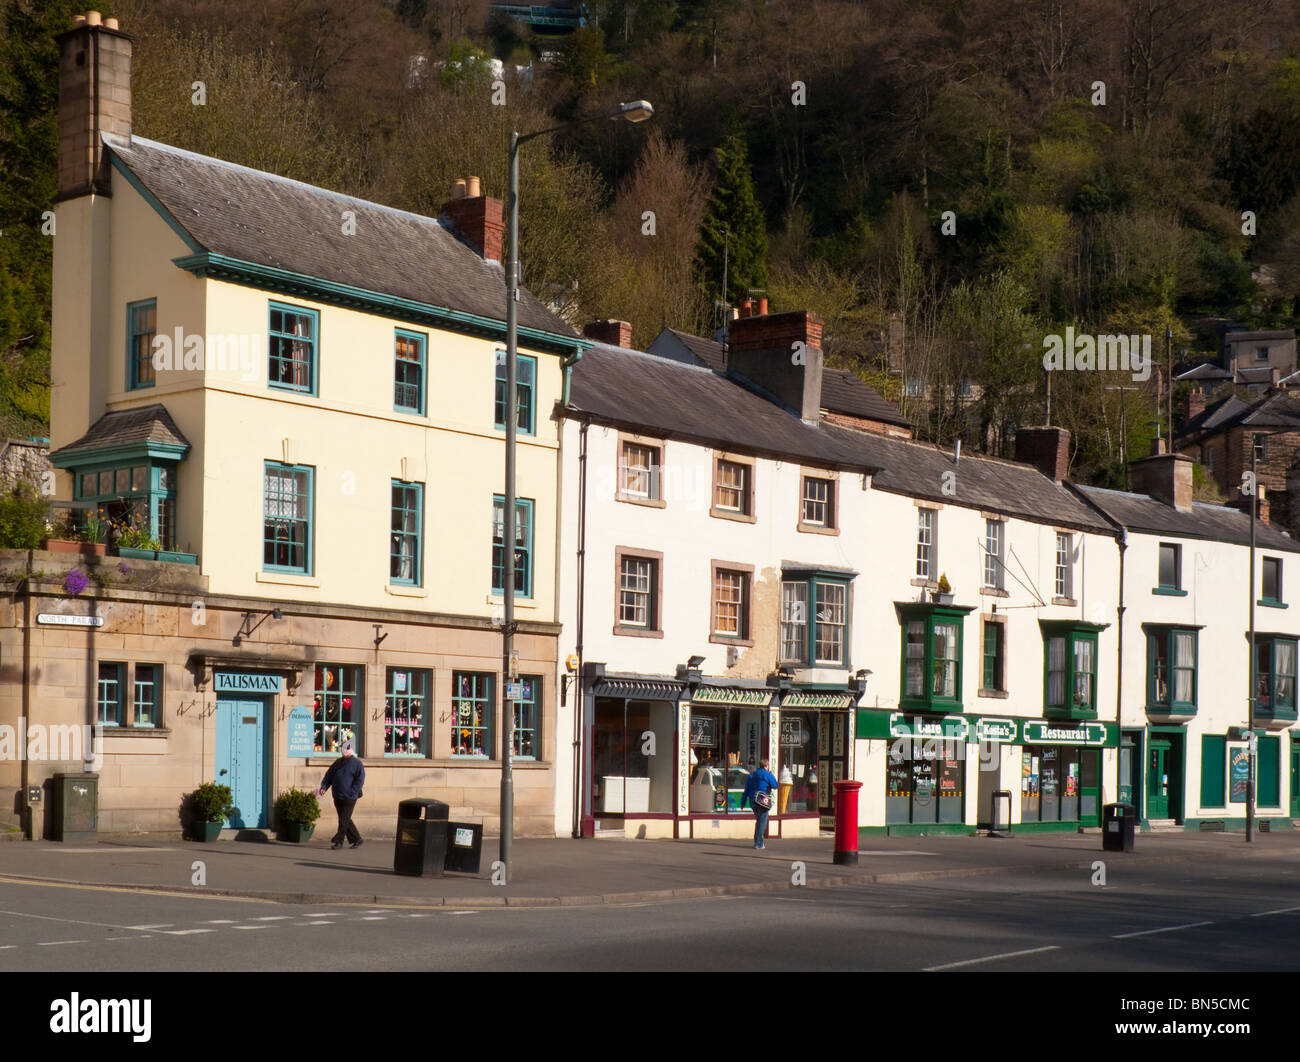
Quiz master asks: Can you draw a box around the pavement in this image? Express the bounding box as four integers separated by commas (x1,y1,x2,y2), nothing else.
1,827,1297,907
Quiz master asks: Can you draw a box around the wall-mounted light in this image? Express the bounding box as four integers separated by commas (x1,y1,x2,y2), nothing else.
233,608,283,647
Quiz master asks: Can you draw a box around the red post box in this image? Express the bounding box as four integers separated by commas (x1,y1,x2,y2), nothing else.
833,779,862,865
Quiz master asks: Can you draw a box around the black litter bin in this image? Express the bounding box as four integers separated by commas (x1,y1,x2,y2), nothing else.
444,822,484,874
394,798,449,877
1102,802,1135,852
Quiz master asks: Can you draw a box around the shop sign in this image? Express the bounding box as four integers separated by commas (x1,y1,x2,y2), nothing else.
286,706,314,757
689,714,717,747
692,687,772,706
1022,721,1107,745
37,613,104,627
215,672,283,693
780,717,808,745
783,690,854,709
976,718,1017,743
1229,748,1250,802
889,713,969,740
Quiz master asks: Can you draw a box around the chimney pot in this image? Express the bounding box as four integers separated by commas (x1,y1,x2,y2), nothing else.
440,185,504,263
72,14,86,25
740,299,753,319
104,16,119,29
757,297,768,316
1187,387,1207,421
451,179,467,200
86,10,102,25
467,175,482,197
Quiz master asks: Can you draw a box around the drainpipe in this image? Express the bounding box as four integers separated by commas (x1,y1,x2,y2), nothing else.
571,417,589,837
561,347,584,406
20,563,32,838
1115,531,1126,813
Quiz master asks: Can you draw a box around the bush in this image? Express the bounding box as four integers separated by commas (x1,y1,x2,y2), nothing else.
187,782,235,823
273,787,320,826
0,482,50,549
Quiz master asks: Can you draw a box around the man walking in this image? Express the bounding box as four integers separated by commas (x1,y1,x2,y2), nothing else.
318,740,365,850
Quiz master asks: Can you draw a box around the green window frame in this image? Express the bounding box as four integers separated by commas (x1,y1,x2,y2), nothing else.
97,662,125,726
263,462,313,574
492,495,533,598
1041,621,1104,719
1155,542,1186,595
390,480,423,586
133,664,160,728
384,667,429,757
513,675,541,759
1145,627,1198,714
1254,636,1298,722
127,299,157,390
1262,556,1283,606
982,620,1005,692
897,603,972,712
495,351,536,435
394,329,426,415
313,664,361,754
1200,734,1226,808
780,573,853,668
268,301,319,395
452,671,493,758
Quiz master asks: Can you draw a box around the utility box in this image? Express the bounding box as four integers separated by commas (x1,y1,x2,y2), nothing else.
393,798,449,877
1102,802,1135,852
48,773,98,842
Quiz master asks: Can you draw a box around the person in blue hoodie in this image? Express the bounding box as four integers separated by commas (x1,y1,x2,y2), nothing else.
742,758,779,850
318,740,365,850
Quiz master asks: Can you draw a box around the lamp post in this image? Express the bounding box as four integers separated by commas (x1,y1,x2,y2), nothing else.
500,99,653,882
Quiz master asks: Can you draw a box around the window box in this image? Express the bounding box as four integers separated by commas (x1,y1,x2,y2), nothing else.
1041,620,1105,720
896,602,975,713
116,547,198,565
44,539,106,557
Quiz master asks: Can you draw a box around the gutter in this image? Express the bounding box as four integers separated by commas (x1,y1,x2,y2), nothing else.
561,346,583,406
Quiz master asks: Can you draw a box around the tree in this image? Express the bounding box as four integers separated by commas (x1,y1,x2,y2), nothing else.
694,132,768,312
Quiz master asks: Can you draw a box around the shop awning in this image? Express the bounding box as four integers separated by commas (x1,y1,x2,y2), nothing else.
593,678,684,700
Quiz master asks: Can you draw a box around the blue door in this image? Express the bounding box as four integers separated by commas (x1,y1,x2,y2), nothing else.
215,698,268,828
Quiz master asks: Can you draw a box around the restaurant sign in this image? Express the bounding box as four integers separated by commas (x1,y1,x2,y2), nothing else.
1021,721,1108,746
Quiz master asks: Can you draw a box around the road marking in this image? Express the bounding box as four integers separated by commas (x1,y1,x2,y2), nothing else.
0,945,15,950
37,940,86,946
446,911,479,916
1250,905,1300,917
126,924,173,930
232,925,267,930
361,916,386,921
1112,921,1213,939
204,920,238,924
252,916,290,921
924,946,1059,971
301,921,333,926
404,913,430,918
162,929,214,935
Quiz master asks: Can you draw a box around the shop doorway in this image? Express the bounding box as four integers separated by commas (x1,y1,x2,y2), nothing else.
1147,733,1183,822
1291,738,1300,818
1119,731,1142,817
215,698,268,828
592,698,674,818
1080,750,1100,827
817,712,850,819
977,742,1002,829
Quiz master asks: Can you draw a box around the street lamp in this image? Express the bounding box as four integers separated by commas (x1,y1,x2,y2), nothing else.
500,98,653,882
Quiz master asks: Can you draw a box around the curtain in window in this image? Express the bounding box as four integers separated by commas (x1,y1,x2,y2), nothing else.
1173,633,1195,704
1276,641,1296,708
1048,637,1066,705
1073,638,1093,706
906,621,925,696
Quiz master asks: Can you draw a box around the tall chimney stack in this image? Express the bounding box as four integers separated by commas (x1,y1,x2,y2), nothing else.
583,320,633,348
728,310,824,422
1187,387,1206,421
56,11,132,200
440,176,504,263
1130,451,1194,510
1014,426,1071,482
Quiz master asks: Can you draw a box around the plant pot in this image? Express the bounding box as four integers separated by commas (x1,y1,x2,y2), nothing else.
156,550,198,565
189,821,223,842
116,547,158,560
44,539,106,557
934,593,954,604
278,822,315,843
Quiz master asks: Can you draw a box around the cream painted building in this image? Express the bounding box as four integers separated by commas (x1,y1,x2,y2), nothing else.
1,13,584,839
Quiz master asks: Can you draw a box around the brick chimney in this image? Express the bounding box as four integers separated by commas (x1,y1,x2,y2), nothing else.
441,176,503,263
1130,451,1194,510
1014,426,1071,482
583,320,632,348
56,11,132,200
728,309,824,422
1187,387,1206,421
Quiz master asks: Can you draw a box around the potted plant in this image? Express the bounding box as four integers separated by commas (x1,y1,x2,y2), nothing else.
934,573,954,604
273,787,320,843
185,782,234,841
113,516,162,559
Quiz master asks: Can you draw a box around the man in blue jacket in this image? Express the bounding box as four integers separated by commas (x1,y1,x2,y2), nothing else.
318,740,365,850
742,758,779,850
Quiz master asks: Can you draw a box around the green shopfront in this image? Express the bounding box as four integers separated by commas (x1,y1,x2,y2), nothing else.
856,710,1118,834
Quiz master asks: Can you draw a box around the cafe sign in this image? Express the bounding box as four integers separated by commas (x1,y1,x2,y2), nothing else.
1022,721,1108,746
691,687,772,706
975,717,1017,743
888,713,969,741
214,672,283,694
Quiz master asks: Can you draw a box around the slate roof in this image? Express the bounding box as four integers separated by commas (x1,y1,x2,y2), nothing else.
1074,485,1300,553
1179,391,1300,445
105,135,577,341
567,343,1111,532
51,404,190,459
1176,393,1250,443
1176,362,1233,382
651,327,727,371
1225,329,1295,343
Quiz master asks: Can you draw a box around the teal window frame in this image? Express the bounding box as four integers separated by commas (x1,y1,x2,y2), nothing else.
495,351,536,436
127,299,157,390
1145,626,1198,715
452,671,494,758
132,663,160,727
97,662,125,726
73,458,178,550
513,675,541,759
780,572,853,668
1041,621,1105,720
390,480,423,586
313,663,361,754
394,329,426,415
897,603,973,713
263,461,314,575
268,301,319,395
384,667,430,757
1254,635,1298,722
492,495,533,598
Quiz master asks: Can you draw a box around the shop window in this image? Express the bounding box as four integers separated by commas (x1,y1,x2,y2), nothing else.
268,301,318,394
394,330,425,414
886,737,964,825
898,603,971,712
452,671,493,757
594,698,674,814
127,299,156,389
313,664,361,753
132,664,160,728
688,706,767,814
491,496,533,598
777,711,820,813
1041,621,1103,719
384,668,429,757
1255,636,1298,722
513,676,541,759
97,662,125,726
263,462,313,574
390,481,423,586
1146,627,1197,713
1020,746,1083,822
495,350,536,435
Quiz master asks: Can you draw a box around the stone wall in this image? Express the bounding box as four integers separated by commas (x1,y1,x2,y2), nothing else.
0,440,51,493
